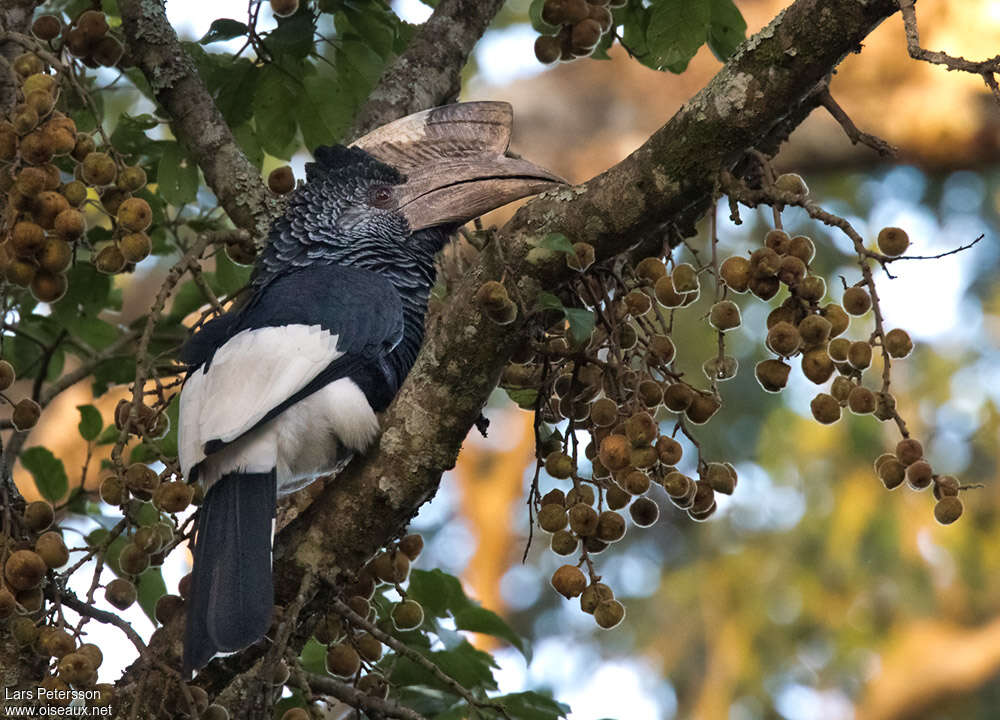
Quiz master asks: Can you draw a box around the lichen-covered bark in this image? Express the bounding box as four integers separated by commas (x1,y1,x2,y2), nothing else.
0,0,37,114
347,0,507,141
117,0,280,241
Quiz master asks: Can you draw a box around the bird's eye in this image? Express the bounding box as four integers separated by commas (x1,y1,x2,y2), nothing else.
369,186,394,209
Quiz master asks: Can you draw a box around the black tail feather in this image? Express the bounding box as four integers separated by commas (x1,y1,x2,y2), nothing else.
183,471,276,674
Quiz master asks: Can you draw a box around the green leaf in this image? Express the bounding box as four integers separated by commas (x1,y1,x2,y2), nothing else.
564,307,596,346
129,443,159,464
56,264,111,316
196,52,258,126
591,30,616,61
199,18,248,44
342,5,397,58
535,291,565,313
621,4,651,59
536,232,575,254
299,71,354,148
300,637,327,674
529,0,559,34
265,11,315,58
153,395,180,460
254,64,299,158
534,293,594,346
134,502,162,527
214,250,251,296
453,606,529,660
92,356,136,397
136,568,166,623
96,423,119,445
406,569,471,619
336,37,384,98
77,405,102,441
157,142,200,206
647,0,710,73
505,387,538,410
707,0,747,61
231,122,264,169
110,113,159,155
497,691,571,720
57,315,119,351
167,278,212,322
20,447,69,503
390,641,498,693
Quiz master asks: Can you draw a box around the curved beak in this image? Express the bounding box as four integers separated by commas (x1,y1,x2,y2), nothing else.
351,102,566,231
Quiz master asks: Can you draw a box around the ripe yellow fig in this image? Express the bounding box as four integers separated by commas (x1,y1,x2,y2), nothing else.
635,256,667,282
23,500,53,531
884,328,913,358
594,599,626,629
117,197,153,232
774,172,809,197
117,166,148,192
119,232,152,263
326,643,361,678
570,18,602,50
551,564,587,599
534,35,562,65
719,255,751,292
628,496,659,527
4,549,47,590
801,348,834,384
12,398,41,430
709,300,741,331
81,151,117,186
580,583,614,614
877,226,909,257
847,385,876,415
35,531,69,568
32,15,62,41
267,165,295,194
766,322,801,357
842,286,872,316
934,496,963,525
895,437,923,466
685,392,721,424
810,393,841,424
270,0,300,17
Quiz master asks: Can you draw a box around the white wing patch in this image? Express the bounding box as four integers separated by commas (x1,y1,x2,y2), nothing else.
182,376,379,496
178,324,341,479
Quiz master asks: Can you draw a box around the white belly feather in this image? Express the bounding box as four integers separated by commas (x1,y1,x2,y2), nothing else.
178,324,380,496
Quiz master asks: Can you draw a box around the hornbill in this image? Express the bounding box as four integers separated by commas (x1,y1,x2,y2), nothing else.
177,102,563,673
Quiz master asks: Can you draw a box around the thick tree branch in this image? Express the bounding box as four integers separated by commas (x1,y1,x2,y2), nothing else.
117,0,279,241
347,0,507,141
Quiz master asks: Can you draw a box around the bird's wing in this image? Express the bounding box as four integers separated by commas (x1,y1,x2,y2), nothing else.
178,265,404,479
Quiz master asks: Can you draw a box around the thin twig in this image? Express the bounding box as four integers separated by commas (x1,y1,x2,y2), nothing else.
111,230,249,471
305,672,428,720
897,0,1000,108
58,588,148,654
330,598,511,719
818,88,898,156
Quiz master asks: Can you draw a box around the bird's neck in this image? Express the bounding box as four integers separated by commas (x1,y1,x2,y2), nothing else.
253,227,450,382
